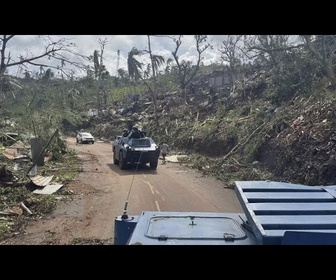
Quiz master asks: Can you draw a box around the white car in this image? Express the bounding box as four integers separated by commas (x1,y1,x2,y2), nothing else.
76,132,95,144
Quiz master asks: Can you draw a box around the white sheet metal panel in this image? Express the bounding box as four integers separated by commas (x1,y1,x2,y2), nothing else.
33,184,63,194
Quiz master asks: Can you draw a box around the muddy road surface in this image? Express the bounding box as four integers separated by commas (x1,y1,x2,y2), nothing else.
2,137,243,245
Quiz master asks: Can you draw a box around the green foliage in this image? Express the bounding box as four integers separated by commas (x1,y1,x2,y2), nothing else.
241,133,265,163
269,50,323,105
31,195,57,214
156,73,180,94
187,153,273,185
78,75,95,88
109,84,147,103
0,223,10,237
0,184,53,237
194,119,220,136
0,187,31,210
70,237,109,245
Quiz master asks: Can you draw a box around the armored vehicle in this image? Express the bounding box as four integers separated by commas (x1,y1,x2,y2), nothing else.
112,128,160,170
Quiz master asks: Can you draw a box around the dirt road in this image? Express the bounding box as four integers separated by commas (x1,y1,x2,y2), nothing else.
2,137,243,245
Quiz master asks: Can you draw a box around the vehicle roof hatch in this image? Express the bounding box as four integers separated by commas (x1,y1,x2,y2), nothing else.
145,215,247,241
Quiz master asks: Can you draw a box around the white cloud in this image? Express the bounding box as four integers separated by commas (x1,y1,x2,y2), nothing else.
3,35,242,78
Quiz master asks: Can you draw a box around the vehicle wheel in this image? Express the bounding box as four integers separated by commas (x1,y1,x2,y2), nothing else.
113,149,119,164
150,159,158,170
119,151,127,170
76,138,79,143
92,141,94,144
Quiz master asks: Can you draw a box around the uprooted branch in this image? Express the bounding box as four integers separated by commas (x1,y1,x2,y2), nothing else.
221,122,266,162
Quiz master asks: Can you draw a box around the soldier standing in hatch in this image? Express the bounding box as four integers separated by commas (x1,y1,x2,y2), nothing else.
161,142,169,164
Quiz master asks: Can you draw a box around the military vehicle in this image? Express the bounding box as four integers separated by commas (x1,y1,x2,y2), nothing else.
112,127,160,170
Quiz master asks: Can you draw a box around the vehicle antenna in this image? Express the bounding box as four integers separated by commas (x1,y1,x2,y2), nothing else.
121,151,144,219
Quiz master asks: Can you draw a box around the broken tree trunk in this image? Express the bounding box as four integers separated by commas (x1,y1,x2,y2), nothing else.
221,122,266,161
20,202,33,215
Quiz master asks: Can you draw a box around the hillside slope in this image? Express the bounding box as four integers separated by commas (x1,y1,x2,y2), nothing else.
87,74,336,187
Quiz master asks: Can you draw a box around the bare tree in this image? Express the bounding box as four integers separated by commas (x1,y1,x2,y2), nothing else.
93,50,100,79
218,35,244,86
90,38,109,113
242,35,302,68
0,35,89,111
0,35,87,79
301,35,336,86
170,35,212,103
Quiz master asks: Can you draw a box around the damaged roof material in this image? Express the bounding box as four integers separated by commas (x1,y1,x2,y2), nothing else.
30,174,64,194
33,183,63,195
29,175,54,187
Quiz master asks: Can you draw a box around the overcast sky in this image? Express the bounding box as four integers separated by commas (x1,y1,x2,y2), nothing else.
5,35,231,78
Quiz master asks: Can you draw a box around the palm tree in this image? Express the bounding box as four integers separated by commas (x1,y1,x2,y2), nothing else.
144,64,151,79
151,54,165,77
165,58,174,74
127,47,143,82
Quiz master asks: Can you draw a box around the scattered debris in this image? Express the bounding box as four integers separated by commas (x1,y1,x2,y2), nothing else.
0,206,23,217
165,155,189,163
2,140,31,160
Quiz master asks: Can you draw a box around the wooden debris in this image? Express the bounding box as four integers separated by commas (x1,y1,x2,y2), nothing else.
0,206,23,216
20,202,33,215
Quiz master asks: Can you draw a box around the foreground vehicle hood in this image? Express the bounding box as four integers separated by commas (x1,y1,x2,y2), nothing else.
115,181,336,245
125,211,257,245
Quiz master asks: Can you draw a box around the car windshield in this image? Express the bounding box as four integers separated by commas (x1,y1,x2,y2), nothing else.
82,133,93,137
130,138,151,147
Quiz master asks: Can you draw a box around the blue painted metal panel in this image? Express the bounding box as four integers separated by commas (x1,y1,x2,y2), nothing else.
250,202,336,215
237,181,321,191
282,231,336,245
265,229,336,237
235,181,336,245
244,192,334,202
126,211,257,245
114,216,139,245
258,215,336,229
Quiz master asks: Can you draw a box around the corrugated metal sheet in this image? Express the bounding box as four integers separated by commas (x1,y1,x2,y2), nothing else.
29,175,54,187
235,181,336,245
33,184,63,194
